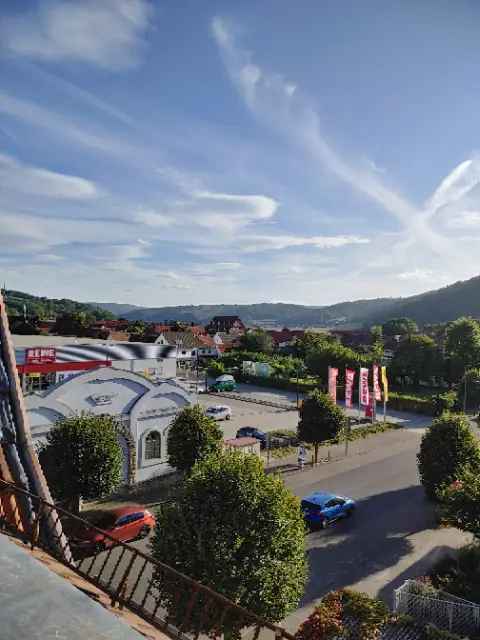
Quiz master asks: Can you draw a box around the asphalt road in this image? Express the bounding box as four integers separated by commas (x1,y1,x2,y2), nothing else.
85,427,470,632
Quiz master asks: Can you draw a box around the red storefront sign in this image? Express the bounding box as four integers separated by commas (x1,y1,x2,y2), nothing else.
25,347,56,364
18,360,112,374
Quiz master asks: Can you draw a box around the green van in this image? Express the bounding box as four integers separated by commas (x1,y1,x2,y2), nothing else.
209,374,237,392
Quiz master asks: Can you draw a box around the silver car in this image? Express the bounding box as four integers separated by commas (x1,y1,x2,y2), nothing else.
205,405,232,421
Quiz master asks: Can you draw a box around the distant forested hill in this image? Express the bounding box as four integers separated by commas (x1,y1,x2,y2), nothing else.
4,290,113,320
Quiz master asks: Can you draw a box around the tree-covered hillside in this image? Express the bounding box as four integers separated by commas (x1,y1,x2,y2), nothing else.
3,290,113,320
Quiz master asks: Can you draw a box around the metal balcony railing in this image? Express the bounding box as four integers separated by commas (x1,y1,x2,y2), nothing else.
0,478,295,640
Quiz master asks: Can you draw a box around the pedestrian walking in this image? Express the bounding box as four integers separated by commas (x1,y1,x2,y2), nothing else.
298,443,306,470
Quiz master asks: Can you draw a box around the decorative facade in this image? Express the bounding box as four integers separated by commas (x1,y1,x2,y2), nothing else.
26,366,191,485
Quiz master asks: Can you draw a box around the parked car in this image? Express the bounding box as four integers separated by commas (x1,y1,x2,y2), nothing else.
236,426,267,449
205,405,232,421
71,505,156,550
301,491,355,529
209,374,236,392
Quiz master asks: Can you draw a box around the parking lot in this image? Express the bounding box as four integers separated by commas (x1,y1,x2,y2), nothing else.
195,391,299,439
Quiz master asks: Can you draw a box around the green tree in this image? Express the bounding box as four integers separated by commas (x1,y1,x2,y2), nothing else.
53,311,92,336
305,341,367,379
127,320,147,340
445,317,480,381
458,368,480,411
167,405,223,473
417,413,480,500
382,317,418,337
298,390,347,463
391,334,440,387
39,414,123,512
150,451,307,636
239,329,274,354
207,360,225,379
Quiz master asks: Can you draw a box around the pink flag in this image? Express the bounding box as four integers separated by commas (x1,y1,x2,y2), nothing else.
373,364,381,401
359,367,370,406
328,366,339,403
345,368,355,408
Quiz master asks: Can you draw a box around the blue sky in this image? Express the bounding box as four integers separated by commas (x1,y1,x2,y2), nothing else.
1,1,480,307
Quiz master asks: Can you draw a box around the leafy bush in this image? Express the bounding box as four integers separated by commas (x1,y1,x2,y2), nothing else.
431,391,458,416
430,544,480,603
295,589,389,640
295,591,343,640
417,413,480,500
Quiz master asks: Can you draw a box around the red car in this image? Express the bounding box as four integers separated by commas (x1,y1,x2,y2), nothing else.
72,504,156,550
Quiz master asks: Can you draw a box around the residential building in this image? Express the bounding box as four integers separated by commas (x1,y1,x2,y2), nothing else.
268,327,305,349
154,331,219,361
26,366,191,484
206,315,246,335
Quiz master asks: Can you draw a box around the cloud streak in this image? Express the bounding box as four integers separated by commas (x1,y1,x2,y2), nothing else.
1,0,153,70
0,152,99,199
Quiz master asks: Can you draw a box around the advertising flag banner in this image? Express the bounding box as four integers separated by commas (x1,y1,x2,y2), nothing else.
381,366,389,402
328,366,339,403
345,368,355,408
359,367,370,406
373,364,381,401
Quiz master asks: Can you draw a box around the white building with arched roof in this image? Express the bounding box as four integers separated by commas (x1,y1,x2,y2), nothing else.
25,367,191,485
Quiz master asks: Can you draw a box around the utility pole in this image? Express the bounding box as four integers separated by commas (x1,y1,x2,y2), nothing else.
464,368,468,413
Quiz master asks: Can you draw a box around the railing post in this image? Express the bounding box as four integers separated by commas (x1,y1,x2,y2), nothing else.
448,603,453,631
30,502,44,550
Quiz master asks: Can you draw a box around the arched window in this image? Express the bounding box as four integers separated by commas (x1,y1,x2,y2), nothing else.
145,431,161,460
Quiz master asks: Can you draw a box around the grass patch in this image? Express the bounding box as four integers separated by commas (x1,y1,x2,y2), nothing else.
264,421,403,460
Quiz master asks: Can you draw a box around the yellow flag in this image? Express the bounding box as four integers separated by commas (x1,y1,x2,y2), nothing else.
381,366,389,402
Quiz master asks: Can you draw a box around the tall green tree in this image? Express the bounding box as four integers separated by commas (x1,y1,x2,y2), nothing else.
167,405,223,473
150,451,307,637
391,334,441,386
382,317,418,337
298,390,347,463
239,329,274,354
207,359,225,379
458,368,480,411
53,311,92,336
445,317,480,380
127,320,147,340
39,414,123,512
417,413,480,500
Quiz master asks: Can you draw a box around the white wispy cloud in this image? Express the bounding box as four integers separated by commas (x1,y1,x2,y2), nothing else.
0,152,99,199
397,269,435,281
211,17,418,229
1,0,153,70
239,234,369,252
210,15,455,265
426,158,480,213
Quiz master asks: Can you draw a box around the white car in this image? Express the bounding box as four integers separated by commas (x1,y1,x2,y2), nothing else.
205,405,232,421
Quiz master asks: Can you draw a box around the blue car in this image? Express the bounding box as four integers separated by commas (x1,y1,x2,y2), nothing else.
301,491,355,529
236,426,267,449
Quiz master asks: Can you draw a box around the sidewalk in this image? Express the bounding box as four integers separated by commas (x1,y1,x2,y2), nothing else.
264,426,410,475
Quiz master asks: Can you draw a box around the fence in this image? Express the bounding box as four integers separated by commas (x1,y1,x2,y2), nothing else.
0,478,295,640
394,579,480,636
